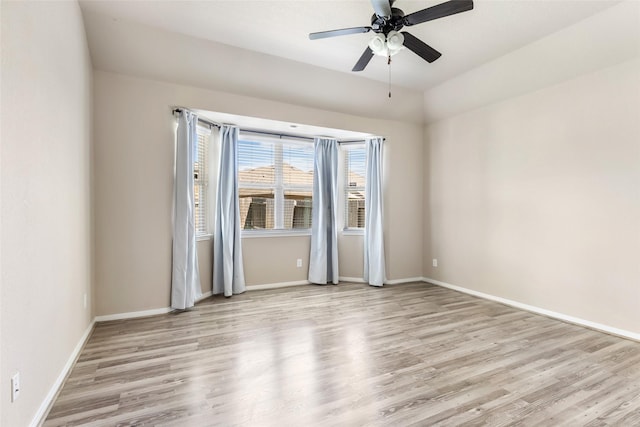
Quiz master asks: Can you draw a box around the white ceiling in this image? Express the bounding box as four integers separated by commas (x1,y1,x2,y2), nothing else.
79,0,623,92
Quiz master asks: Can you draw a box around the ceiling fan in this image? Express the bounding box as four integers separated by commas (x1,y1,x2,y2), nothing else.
309,0,474,72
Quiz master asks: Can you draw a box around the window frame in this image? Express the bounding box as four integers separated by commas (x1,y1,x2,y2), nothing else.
342,143,366,234
194,124,213,240
237,133,314,237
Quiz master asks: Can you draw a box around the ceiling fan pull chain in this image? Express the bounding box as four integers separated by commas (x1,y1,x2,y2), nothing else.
388,55,392,98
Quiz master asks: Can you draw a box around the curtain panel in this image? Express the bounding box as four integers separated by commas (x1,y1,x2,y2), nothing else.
171,111,202,309
364,137,386,286
309,137,339,284
213,125,246,296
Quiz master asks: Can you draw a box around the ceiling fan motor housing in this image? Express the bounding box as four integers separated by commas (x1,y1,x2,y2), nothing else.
370,8,405,34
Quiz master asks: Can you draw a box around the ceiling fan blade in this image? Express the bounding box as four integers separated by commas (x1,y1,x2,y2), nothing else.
401,32,442,63
352,47,375,72
309,27,372,40
370,0,392,18
404,0,473,26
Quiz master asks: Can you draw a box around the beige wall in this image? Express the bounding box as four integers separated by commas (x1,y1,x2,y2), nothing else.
243,237,311,286
0,2,93,425
424,58,640,334
93,70,423,316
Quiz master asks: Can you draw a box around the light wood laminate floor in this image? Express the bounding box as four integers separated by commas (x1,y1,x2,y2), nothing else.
44,282,640,426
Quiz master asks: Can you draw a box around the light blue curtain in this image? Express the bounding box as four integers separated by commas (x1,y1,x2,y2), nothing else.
213,125,246,296
171,111,202,309
309,138,339,284
364,137,386,287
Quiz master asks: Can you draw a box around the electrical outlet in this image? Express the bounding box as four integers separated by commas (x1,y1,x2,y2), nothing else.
296,259,302,268
83,293,87,309
432,258,438,268
11,372,20,402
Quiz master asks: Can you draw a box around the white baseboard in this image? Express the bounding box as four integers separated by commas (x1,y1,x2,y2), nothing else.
196,291,212,302
94,291,213,322
423,277,640,342
247,280,310,291
339,277,423,285
94,307,172,322
246,277,424,289
339,276,366,283
247,277,423,289
385,277,424,285
31,320,95,427
95,279,423,323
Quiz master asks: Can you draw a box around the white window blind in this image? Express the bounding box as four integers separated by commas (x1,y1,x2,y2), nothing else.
238,135,314,231
344,145,366,229
194,129,209,236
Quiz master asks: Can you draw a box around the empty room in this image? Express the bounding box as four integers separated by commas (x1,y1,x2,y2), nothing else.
1,0,639,425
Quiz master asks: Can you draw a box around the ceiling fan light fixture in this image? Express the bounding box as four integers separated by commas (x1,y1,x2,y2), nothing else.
386,31,404,51
369,34,386,55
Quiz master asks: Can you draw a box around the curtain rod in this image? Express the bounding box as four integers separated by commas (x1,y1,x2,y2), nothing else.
239,129,372,145
239,128,314,142
172,107,377,144
172,108,221,129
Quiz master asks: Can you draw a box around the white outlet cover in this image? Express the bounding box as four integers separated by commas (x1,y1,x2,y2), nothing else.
432,259,438,267
296,259,302,267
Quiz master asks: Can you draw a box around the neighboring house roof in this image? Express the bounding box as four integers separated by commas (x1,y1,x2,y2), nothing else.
238,163,364,188
237,163,365,199
239,163,312,186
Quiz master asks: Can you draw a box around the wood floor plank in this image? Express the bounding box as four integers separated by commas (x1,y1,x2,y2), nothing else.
44,282,640,426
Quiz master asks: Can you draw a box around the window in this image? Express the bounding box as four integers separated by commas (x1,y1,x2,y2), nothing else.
194,127,210,236
344,145,366,229
238,135,314,231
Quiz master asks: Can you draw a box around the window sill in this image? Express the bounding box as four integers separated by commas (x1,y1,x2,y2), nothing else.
202,230,363,239
342,228,364,236
242,229,312,238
